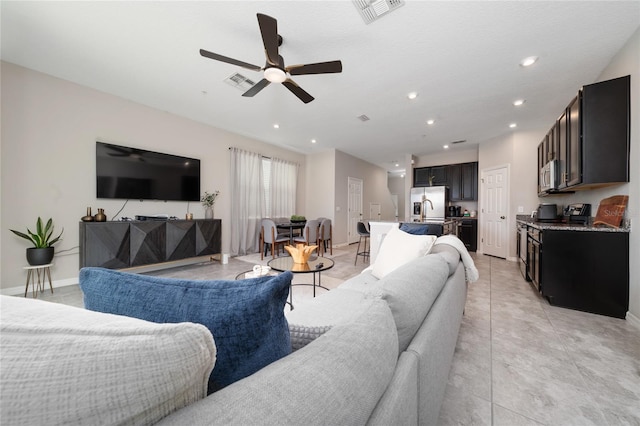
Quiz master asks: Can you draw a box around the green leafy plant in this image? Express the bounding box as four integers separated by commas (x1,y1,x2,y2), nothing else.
201,190,220,208
10,217,63,248
290,215,306,221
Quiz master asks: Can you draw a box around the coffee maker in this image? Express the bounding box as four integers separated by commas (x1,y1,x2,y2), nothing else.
448,205,461,217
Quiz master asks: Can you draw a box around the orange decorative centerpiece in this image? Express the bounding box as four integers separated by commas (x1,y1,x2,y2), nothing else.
284,243,318,264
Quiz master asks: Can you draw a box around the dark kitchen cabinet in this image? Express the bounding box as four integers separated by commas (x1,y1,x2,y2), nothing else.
567,96,581,186
457,219,477,252
557,107,569,189
446,162,478,201
413,165,448,187
540,230,628,319
539,75,630,193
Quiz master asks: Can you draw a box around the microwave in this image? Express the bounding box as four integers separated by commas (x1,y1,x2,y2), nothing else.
539,159,557,193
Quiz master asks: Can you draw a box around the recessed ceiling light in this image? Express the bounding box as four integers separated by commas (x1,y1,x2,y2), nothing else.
273,124,280,129
400,174,405,178
509,123,517,128
520,56,538,67
426,119,435,125
513,99,525,106
407,92,418,100
443,145,449,149
311,139,317,144
395,163,399,167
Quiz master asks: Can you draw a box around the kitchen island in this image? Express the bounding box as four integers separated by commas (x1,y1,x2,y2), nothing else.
368,220,455,263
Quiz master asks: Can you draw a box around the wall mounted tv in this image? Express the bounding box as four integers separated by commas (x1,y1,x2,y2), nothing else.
96,142,201,202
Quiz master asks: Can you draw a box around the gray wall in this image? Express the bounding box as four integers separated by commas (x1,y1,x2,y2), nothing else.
1,61,307,292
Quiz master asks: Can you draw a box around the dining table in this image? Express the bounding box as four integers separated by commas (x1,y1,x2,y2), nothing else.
276,222,306,244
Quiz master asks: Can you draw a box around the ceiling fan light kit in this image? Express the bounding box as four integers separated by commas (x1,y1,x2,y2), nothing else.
200,13,342,104
264,67,286,83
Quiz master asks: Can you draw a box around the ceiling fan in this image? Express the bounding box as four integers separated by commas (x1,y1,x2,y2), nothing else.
199,13,342,104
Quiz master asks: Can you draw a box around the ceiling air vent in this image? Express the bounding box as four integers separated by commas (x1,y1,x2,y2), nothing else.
223,73,256,92
357,114,370,122
451,140,467,145
353,0,405,24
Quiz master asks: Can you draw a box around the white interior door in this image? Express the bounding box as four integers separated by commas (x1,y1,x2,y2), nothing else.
348,177,363,244
369,202,381,221
481,165,509,258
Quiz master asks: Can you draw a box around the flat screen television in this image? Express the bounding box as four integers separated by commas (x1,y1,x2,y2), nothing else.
96,142,201,202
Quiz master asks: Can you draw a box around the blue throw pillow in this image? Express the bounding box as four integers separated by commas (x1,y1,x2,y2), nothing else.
79,267,292,393
399,223,429,235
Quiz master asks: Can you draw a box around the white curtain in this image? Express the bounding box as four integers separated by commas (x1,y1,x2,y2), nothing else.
230,148,264,256
269,157,298,219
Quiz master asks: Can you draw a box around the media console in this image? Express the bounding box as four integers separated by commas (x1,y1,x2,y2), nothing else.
79,219,221,269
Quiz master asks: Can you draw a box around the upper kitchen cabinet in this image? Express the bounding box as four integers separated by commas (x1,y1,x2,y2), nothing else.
578,75,630,187
413,165,448,187
540,75,630,194
450,162,478,201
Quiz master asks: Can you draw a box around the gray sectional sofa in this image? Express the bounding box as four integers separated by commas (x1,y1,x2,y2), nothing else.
0,234,473,425
159,242,470,425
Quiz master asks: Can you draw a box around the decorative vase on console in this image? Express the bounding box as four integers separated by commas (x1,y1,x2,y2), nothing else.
205,206,214,219
201,190,220,220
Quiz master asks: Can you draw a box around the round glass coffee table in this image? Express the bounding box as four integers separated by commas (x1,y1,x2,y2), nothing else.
267,256,334,310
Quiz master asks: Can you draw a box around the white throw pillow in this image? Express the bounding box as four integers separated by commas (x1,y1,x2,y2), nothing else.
371,226,437,279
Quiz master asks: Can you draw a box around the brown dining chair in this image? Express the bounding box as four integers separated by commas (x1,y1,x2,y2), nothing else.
260,219,289,260
318,219,332,256
293,219,320,248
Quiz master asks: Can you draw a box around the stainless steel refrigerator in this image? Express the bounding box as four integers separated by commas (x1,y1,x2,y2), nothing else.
410,186,448,222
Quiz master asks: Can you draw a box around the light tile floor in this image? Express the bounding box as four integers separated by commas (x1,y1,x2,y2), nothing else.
15,246,640,425
438,253,640,426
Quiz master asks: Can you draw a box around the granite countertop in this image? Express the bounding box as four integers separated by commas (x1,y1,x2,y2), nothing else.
516,215,629,233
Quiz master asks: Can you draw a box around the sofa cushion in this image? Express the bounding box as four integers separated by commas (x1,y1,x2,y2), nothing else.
80,267,292,393
0,295,215,426
285,288,374,350
372,226,437,279
157,298,399,426
337,269,383,296
378,254,450,351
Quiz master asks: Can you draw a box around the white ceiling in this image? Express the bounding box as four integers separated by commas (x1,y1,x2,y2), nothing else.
2,1,639,172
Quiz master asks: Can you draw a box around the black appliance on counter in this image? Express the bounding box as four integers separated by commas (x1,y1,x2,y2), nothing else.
448,205,461,217
563,203,591,225
536,203,559,222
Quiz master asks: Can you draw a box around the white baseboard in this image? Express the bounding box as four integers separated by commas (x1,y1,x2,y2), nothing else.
1,277,79,297
626,312,640,329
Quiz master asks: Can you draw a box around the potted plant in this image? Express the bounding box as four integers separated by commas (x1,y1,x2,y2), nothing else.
290,215,306,223
10,217,63,266
201,190,220,219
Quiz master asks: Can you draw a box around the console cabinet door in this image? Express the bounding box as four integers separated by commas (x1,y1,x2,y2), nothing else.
79,222,130,269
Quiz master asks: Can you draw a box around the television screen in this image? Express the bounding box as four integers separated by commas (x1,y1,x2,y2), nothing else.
96,142,201,202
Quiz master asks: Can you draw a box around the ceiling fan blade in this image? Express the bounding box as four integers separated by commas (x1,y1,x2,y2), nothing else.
242,79,271,97
257,13,279,66
287,60,343,76
199,49,262,72
282,79,314,104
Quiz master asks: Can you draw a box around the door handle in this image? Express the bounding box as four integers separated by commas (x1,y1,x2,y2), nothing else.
500,216,506,219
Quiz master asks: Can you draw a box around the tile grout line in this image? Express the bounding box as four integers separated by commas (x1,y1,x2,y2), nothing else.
489,255,495,426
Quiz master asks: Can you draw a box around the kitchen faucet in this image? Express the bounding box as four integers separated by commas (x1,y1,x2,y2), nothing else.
420,196,434,221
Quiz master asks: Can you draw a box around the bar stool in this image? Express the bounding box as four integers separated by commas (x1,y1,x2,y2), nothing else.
354,222,370,265
24,263,54,298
